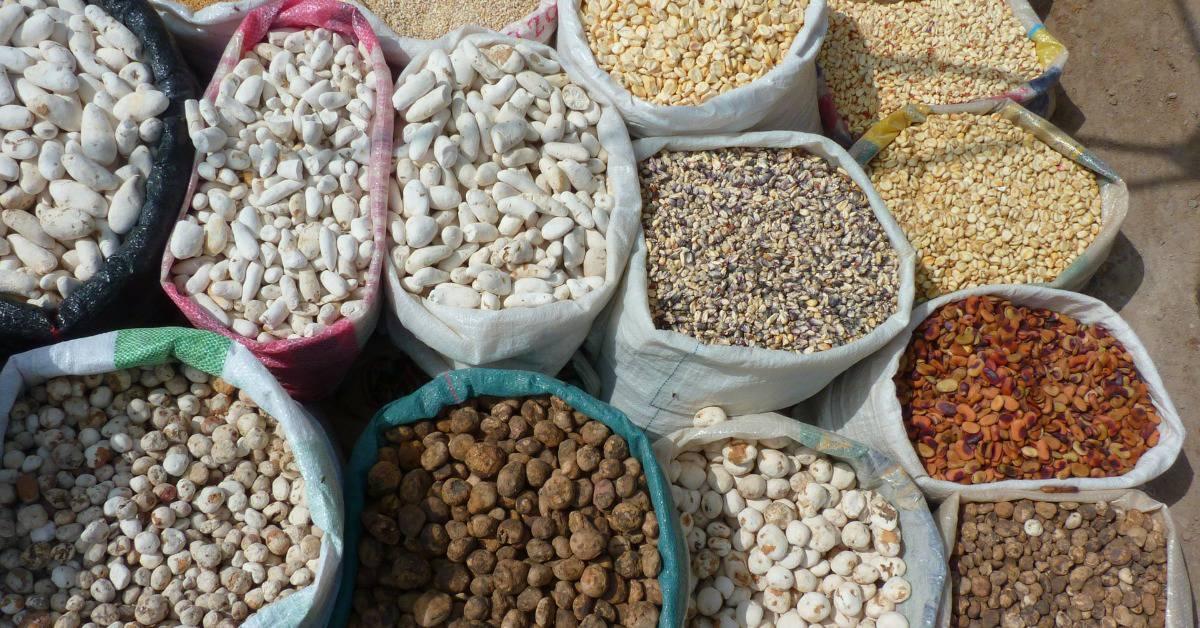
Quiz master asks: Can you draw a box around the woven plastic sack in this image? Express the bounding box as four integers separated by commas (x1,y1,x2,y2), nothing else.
555,0,828,138
0,327,344,627
0,0,197,355
383,30,640,377
814,285,1185,502
332,368,687,627
159,0,392,400
151,0,557,74
653,412,945,627
591,132,915,437
934,489,1193,627
848,101,1126,293
818,0,1068,146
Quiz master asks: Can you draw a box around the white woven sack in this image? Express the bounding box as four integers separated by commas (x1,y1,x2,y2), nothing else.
151,0,558,73
555,0,828,138
594,132,915,437
934,490,1192,627
384,30,640,376
0,329,344,627
652,413,945,627
814,284,1185,501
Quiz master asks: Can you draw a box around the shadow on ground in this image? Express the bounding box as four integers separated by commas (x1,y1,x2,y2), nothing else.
1082,232,1146,312
1144,453,1195,508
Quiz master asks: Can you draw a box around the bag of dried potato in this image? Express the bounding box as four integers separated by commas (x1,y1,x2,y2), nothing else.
935,490,1192,627
0,327,344,627
653,409,945,627
334,368,687,627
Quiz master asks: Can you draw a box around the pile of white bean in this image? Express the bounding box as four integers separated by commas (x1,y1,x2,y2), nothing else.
669,408,912,628
169,28,377,341
388,38,611,310
0,0,167,308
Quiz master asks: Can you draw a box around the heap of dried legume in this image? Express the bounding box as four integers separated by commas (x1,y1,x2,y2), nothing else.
869,113,1102,301
896,296,1161,485
0,365,323,627
640,147,899,353
819,0,1043,136
951,500,1167,627
579,0,809,106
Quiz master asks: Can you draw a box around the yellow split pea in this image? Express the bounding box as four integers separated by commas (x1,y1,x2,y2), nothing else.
869,113,1103,301
820,0,1043,136
580,0,809,106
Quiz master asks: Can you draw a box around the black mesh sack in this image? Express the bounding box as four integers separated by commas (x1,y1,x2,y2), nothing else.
0,0,198,355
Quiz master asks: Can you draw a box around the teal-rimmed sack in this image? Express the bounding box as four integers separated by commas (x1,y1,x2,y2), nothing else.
334,368,687,627
849,100,1127,294
0,327,344,628
654,412,945,627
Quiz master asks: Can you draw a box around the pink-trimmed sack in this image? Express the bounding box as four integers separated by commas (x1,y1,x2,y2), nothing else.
160,0,392,400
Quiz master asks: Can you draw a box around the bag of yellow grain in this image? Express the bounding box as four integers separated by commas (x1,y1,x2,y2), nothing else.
555,0,829,137
153,0,558,72
817,0,1068,145
849,101,1127,302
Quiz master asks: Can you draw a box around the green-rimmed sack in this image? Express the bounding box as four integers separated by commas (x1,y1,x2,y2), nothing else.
653,412,945,627
0,327,344,628
334,368,687,627
849,100,1127,293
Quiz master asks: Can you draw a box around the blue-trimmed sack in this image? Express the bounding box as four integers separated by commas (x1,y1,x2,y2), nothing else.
333,368,687,627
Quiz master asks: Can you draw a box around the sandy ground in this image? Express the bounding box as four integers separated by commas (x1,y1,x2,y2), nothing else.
1032,0,1200,611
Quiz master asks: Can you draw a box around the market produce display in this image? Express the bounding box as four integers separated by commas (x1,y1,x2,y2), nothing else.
868,112,1103,300
0,0,1191,626
819,0,1043,136
578,0,810,106
667,408,912,627
168,27,379,341
350,395,664,627
389,38,613,310
639,146,899,352
949,500,1167,627
0,364,324,627
896,295,1161,485
0,0,169,307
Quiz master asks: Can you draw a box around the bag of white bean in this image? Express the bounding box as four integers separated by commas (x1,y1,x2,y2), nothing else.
653,410,945,627
159,0,392,400
555,0,827,138
590,132,916,436
813,285,1185,502
0,327,344,627
382,30,641,376
933,490,1192,627
0,0,197,354
849,100,1128,294
150,0,558,75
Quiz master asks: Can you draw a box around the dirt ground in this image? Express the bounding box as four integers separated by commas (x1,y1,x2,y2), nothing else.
1030,0,1200,611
